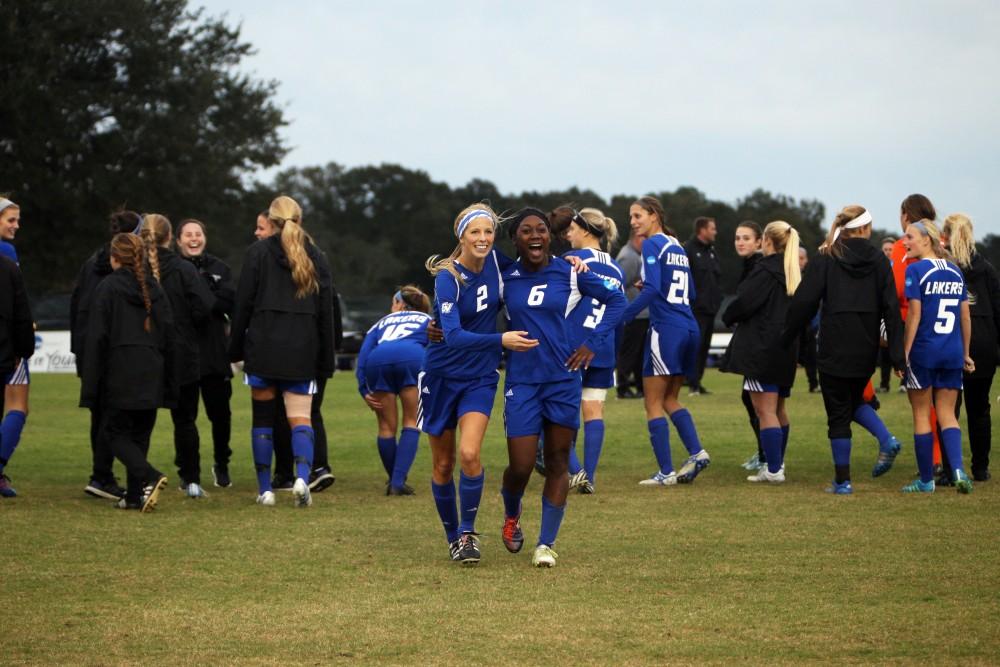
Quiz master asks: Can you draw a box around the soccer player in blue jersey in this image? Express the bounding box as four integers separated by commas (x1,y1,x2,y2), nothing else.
422,204,539,565
621,196,710,486
0,198,29,498
561,207,625,494
498,208,626,568
900,219,975,494
356,285,432,496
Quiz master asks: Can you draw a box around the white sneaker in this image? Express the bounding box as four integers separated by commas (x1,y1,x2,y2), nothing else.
747,466,785,483
256,491,276,506
532,545,558,568
292,478,312,507
639,471,677,486
568,470,589,490
184,482,206,498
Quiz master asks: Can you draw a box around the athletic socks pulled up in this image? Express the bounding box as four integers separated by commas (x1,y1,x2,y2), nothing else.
831,437,851,484
582,419,605,483
291,425,314,481
939,427,965,476
647,417,673,475
853,404,892,448
376,436,396,478
537,495,566,547
914,432,935,483
780,424,790,459
0,410,27,471
567,438,583,476
251,427,274,493
458,470,485,534
431,479,459,543
760,427,784,474
390,427,419,490
669,408,702,456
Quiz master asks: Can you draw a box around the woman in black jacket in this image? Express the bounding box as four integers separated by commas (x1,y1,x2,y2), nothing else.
71,210,147,501
176,218,236,488
783,205,905,494
230,195,334,508
80,233,174,512
0,254,34,497
142,214,214,498
731,221,765,471
942,213,1000,481
723,221,801,484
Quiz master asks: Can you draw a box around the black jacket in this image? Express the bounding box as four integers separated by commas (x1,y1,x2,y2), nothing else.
182,252,234,379
229,236,335,381
783,237,904,378
684,237,723,315
962,253,1000,378
70,245,114,377
0,257,34,376
721,254,798,386
156,248,213,386
79,268,176,410
739,252,762,283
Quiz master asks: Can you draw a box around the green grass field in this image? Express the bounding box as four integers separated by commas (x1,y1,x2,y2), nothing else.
3,370,999,665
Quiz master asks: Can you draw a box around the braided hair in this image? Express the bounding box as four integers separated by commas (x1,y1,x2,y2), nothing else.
110,233,153,332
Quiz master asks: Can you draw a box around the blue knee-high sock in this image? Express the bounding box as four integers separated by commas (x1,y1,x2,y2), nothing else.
0,410,27,471
390,427,419,489
647,417,673,474
670,408,703,456
583,419,605,483
291,425,314,481
760,427,784,474
914,432,935,483
568,434,583,475
538,495,566,547
831,437,852,483
780,424,790,459
940,427,965,475
431,479,459,543
853,404,891,448
458,470,485,534
501,487,523,519
251,427,274,493
376,436,396,477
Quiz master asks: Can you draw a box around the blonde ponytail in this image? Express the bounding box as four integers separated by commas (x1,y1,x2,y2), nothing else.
942,213,976,269
269,196,318,299
764,221,801,295
579,207,619,251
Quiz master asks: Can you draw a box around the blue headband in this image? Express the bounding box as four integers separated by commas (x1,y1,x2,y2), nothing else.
393,290,403,302
132,215,145,235
456,210,494,239
911,221,929,235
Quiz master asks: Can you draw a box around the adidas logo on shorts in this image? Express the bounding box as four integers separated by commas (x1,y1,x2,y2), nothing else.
505,388,514,397
422,386,430,394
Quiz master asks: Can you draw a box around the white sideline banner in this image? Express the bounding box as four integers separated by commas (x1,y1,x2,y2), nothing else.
28,330,77,374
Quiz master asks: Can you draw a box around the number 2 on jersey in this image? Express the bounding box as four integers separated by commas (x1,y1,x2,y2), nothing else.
667,270,689,305
476,284,488,312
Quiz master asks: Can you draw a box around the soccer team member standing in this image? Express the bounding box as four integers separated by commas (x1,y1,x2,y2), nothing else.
229,196,335,509
622,196,710,486
722,221,801,484
80,233,174,512
784,206,904,494
0,228,33,498
176,219,236,487
498,208,625,568
561,208,625,493
615,230,648,399
900,219,975,493
141,214,214,498
356,286,431,496
942,214,1000,481
422,204,537,565
71,210,147,501
0,198,31,497
684,216,722,395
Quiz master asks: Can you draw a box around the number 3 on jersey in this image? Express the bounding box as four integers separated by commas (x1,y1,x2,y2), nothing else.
667,270,689,305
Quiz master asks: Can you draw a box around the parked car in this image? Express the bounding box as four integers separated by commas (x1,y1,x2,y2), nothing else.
707,294,736,366
337,295,387,370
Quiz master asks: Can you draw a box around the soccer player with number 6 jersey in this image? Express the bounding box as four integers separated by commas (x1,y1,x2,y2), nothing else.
900,219,975,494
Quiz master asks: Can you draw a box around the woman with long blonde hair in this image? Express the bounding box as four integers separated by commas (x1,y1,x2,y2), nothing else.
229,195,335,508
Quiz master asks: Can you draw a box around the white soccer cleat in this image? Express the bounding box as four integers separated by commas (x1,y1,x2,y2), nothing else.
568,470,589,490
292,478,312,507
256,491,276,506
532,545,558,568
184,482,206,499
747,466,785,483
639,471,677,486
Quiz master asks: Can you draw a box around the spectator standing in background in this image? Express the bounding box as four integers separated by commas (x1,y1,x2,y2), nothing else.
684,217,722,395
615,230,648,399
797,247,819,393
877,236,897,392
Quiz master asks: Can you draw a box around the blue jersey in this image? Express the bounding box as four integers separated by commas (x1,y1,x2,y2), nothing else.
356,310,431,394
501,256,626,384
623,233,698,331
0,240,17,264
904,258,968,369
563,248,625,369
423,250,508,380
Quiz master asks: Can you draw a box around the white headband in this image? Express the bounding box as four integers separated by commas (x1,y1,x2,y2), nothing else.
832,210,872,242
456,210,494,239
0,198,16,214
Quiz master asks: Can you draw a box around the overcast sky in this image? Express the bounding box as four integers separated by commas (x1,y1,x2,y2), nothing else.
197,0,1000,236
